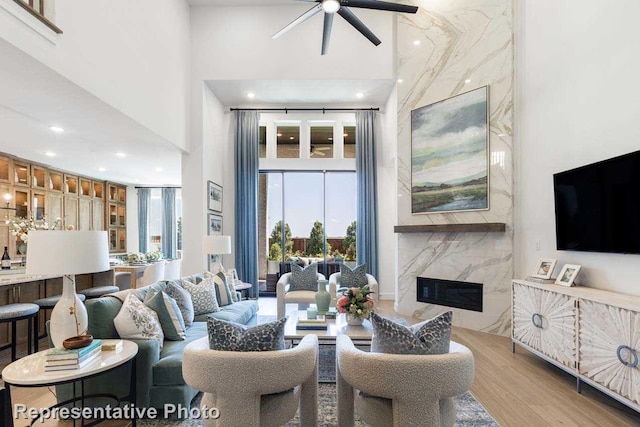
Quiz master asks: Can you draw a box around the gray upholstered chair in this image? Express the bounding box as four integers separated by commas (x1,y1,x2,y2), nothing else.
183,334,319,427
276,272,330,319
140,260,165,287
329,272,379,303
163,259,182,280
336,335,475,427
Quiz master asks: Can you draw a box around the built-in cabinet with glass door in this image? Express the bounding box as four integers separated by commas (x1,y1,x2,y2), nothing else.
0,153,127,257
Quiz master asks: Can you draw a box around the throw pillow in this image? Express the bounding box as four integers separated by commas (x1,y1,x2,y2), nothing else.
144,290,187,341
340,263,369,288
288,262,318,292
370,311,452,355
164,279,195,328
114,294,164,349
202,272,234,307
207,317,287,352
182,279,220,315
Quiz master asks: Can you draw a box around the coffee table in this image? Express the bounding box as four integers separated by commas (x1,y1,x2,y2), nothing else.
284,310,372,345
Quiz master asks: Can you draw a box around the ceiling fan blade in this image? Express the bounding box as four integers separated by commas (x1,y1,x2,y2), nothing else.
338,7,381,46
341,0,418,14
273,4,323,39
321,13,334,55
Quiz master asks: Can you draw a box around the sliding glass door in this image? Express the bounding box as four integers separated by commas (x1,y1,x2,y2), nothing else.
259,171,356,293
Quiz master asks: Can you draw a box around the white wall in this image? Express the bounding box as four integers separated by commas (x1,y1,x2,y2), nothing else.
182,84,231,275
0,0,190,150
126,186,139,253
515,0,640,296
190,5,394,81
377,87,398,300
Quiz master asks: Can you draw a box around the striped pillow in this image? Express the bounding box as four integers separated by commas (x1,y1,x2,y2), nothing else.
202,272,234,307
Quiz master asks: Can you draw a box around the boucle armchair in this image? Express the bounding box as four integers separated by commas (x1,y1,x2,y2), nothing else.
182,334,319,427
276,272,330,319
329,272,379,302
336,335,475,427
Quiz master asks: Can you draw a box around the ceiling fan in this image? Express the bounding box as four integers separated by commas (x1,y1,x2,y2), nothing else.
273,0,419,55
311,145,332,156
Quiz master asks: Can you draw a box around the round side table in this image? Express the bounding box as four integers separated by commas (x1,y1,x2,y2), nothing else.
234,282,252,300
1,339,138,427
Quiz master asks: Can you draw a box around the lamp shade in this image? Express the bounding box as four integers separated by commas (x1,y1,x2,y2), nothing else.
202,235,232,255
26,230,109,275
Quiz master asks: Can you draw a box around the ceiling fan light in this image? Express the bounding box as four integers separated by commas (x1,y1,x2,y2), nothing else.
322,0,340,14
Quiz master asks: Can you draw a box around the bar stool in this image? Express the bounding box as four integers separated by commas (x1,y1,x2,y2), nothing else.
114,271,131,290
33,294,87,346
0,303,39,362
79,285,119,299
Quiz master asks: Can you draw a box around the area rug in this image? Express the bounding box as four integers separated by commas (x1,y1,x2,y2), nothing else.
138,383,498,427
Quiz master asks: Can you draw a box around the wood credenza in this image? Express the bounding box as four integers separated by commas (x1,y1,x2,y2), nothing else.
0,269,114,349
512,279,640,412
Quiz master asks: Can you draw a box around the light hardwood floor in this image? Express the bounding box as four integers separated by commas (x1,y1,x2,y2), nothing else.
2,298,640,426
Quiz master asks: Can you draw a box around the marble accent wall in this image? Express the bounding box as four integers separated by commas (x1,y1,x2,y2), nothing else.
395,0,514,335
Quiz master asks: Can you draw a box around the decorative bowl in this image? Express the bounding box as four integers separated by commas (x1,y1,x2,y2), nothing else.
63,334,94,349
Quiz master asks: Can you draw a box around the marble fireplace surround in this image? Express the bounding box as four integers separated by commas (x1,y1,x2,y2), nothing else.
394,0,514,336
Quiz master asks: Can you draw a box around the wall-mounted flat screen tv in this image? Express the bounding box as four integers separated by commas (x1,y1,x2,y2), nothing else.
554,150,640,254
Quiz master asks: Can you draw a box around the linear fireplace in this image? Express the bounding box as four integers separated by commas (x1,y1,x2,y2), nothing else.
416,277,483,312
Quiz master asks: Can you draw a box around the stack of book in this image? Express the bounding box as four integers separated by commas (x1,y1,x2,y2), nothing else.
296,319,328,330
324,308,338,319
45,339,103,372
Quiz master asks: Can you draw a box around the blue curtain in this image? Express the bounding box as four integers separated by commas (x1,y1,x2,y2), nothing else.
137,188,151,253
356,110,379,279
234,111,259,298
162,188,176,259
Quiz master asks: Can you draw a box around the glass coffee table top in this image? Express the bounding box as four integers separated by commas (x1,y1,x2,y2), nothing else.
284,310,372,343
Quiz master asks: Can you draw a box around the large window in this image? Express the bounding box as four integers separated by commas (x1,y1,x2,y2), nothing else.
148,188,182,255
260,171,356,282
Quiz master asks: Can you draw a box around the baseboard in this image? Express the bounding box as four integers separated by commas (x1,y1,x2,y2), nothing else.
378,293,395,300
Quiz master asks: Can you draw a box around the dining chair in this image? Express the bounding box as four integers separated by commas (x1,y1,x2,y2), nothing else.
140,260,166,287
163,259,182,281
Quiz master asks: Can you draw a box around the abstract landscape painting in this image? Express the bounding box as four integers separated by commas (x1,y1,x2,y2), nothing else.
411,86,489,214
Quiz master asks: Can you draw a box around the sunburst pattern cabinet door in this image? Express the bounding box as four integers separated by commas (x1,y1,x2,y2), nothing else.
513,283,576,367
579,300,640,404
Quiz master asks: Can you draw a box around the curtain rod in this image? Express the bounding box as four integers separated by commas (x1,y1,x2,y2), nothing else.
134,186,181,189
229,107,380,113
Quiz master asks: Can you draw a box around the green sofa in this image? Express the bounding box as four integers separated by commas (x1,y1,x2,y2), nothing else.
56,280,259,415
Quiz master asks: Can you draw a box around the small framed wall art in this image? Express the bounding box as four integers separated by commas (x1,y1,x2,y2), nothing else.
208,181,223,213
531,258,557,279
555,264,582,287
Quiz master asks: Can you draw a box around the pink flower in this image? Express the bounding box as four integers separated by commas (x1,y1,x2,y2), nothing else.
336,296,349,313
364,297,375,309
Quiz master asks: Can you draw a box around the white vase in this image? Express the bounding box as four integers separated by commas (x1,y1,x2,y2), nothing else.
50,275,88,349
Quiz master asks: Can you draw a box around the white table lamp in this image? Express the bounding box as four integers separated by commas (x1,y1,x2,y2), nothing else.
26,231,109,348
202,235,231,272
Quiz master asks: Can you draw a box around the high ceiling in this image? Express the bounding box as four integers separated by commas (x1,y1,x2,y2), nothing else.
206,79,395,107
0,40,182,186
187,0,291,5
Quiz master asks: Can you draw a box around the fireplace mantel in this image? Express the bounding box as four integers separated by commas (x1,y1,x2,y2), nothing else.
394,223,506,233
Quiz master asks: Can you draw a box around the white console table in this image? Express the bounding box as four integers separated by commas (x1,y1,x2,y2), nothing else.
512,279,640,412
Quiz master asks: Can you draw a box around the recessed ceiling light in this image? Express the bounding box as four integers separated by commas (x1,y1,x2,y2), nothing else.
356,92,364,99
247,92,256,99
328,137,333,141
465,79,472,84
49,126,64,133
397,79,404,83
115,152,127,158
155,167,164,172
277,133,283,137
134,179,140,182
343,133,349,137
413,40,421,46
98,167,106,172
44,151,56,157
289,136,295,140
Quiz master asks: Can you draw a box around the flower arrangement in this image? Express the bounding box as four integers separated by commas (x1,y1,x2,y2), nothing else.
145,250,163,262
127,252,147,264
5,216,62,242
336,285,375,323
